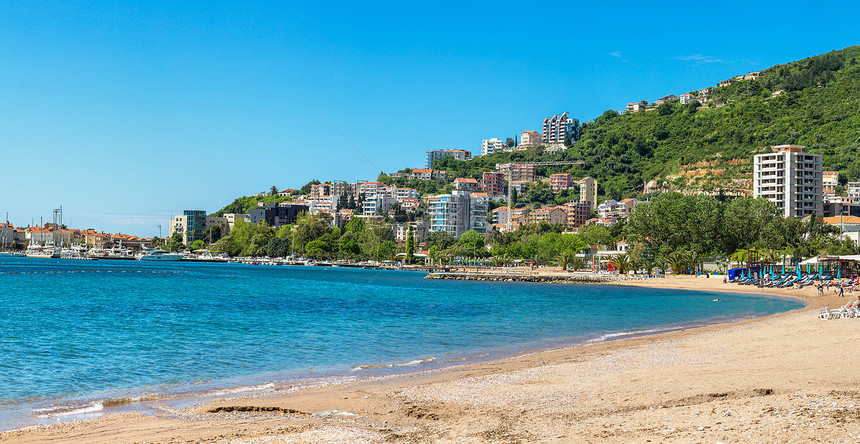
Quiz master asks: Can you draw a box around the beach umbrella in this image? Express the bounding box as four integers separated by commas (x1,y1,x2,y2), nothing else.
837,267,841,279
797,265,802,278
782,263,785,275
807,264,811,274
819,264,824,278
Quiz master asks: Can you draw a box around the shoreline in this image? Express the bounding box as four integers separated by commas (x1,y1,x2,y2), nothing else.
3,276,859,442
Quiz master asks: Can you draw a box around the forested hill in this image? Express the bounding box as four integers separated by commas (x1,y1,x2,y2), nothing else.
565,45,860,199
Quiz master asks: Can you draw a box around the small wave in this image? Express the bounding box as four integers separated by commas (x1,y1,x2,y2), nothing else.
587,328,669,343
208,382,275,396
352,357,435,371
33,401,103,418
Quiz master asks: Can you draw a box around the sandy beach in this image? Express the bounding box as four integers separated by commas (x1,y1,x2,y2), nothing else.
3,275,859,443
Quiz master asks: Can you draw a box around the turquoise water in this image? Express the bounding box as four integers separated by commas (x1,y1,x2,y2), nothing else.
0,257,803,430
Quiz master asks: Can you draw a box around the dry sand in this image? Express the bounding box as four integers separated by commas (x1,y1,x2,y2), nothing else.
3,275,860,443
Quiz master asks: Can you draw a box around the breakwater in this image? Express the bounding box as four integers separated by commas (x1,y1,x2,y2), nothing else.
426,271,618,284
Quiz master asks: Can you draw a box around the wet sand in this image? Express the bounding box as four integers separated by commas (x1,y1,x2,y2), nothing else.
3,275,859,443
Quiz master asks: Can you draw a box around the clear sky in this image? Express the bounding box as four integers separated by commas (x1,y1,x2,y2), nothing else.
1,1,857,236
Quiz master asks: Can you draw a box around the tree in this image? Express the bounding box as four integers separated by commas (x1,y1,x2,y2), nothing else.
609,252,632,274
458,230,485,257
406,226,415,264
270,185,278,205
168,232,185,252
505,137,515,148
557,250,574,270
266,236,289,258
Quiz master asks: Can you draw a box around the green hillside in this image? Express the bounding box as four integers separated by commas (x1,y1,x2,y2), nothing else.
567,45,860,198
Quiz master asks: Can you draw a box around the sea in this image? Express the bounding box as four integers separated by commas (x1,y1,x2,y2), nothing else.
0,257,804,431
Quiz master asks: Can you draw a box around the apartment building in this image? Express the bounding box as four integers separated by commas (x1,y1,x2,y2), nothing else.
362,195,396,216
823,171,839,192
425,149,472,168
453,177,480,192
753,145,823,218
550,173,575,193
394,220,430,242
428,190,488,238
309,183,331,196
542,112,578,144
679,93,696,104
561,201,591,232
482,171,505,195
848,182,860,198
579,177,598,209
527,207,567,225
481,138,504,156
496,162,536,182
520,130,542,146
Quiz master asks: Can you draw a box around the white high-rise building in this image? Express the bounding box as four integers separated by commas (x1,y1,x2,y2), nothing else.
481,138,505,156
753,145,823,218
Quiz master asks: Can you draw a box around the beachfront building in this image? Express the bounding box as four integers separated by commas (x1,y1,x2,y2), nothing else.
579,177,598,209
169,210,207,245
425,149,472,169
496,162,536,183
481,138,504,156
550,173,575,193
542,112,578,144
520,130,542,146
753,145,823,218
823,216,860,245
428,190,488,238
482,171,505,195
248,203,309,228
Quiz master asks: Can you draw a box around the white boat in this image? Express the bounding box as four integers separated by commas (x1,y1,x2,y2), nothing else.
137,248,185,261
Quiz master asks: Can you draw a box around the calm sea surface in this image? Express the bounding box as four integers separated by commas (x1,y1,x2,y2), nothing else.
0,257,803,430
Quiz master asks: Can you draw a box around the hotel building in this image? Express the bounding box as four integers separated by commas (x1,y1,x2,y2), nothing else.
753,145,823,218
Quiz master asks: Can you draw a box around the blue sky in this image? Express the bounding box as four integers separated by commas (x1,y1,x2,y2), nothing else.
1,1,857,236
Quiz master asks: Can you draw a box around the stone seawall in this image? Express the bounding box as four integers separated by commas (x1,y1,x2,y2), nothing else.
425,271,618,284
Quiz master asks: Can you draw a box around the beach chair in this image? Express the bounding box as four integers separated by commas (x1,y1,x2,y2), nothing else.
819,308,830,320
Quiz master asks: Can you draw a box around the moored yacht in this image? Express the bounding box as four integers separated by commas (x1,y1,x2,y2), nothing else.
136,248,185,261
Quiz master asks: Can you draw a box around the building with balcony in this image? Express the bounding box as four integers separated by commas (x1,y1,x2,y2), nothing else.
425,149,472,168
655,94,678,105
527,207,567,225
453,177,480,192
409,168,447,181
753,145,823,218
482,171,505,195
481,138,504,156
550,173,575,193
542,112,578,144
626,101,648,113
579,177,598,209
561,202,591,232
679,93,696,104
428,191,489,238
823,171,839,193
520,130,542,146
496,162,536,183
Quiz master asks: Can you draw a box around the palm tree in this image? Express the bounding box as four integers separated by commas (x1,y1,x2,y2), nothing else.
666,251,687,275
557,251,574,271
609,252,631,274
571,257,585,271
684,250,700,274
270,185,279,206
